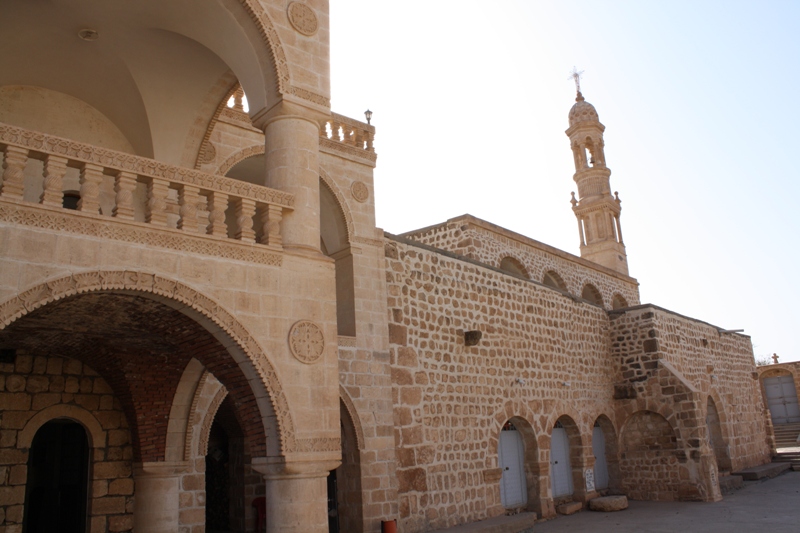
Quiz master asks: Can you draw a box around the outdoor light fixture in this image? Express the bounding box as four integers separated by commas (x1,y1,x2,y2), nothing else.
364,109,372,124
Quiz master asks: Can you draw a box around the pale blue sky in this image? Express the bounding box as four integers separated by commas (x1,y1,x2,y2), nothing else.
330,1,800,362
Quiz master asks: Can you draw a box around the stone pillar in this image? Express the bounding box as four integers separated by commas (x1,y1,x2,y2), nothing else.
133,462,190,533
252,458,339,533
254,102,325,254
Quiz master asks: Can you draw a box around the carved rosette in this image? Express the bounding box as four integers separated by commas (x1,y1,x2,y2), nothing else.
350,181,369,203
288,320,325,364
287,2,318,36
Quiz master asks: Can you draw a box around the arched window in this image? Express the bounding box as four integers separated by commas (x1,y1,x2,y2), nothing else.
611,294,628,310
581,283,603,306
499,256,528,279
542,270,568,291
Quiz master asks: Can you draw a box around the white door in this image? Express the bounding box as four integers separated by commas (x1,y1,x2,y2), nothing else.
550,425,573,497
592,425,609,490
765,376,800,424
499,425,527,508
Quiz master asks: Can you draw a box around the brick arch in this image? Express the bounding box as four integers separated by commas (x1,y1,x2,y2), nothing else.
18,404,106,450
0,270,301,457
339,385,364,450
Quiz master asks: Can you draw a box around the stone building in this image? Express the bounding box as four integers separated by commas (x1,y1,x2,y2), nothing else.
0,1,771,533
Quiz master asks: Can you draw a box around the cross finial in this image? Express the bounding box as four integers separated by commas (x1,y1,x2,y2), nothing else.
772,353,780,364
568,66,584,95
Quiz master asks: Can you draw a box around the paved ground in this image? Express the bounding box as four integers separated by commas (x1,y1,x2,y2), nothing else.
531,471,800,533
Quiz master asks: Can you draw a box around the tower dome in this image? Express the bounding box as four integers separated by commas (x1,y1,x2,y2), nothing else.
568,92,599,127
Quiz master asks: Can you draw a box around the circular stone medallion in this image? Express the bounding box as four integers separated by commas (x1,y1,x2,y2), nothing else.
351,181,369,203
287,2,318,36
288,320,325,364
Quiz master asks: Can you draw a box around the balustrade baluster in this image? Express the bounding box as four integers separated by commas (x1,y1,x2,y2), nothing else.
260,204,283,248
366,131,374,152
145,177,170,226
113,171,137,220
0,145,28,200
41,154,68,207
207,191,229,236
234,198,256,242
331,120,341,142
78,163,103,214
233,87,245,112
178,184,200,232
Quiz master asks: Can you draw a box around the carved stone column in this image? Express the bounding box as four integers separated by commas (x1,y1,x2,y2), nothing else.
252,458,340,533
132,462,190,533
254,102,326,254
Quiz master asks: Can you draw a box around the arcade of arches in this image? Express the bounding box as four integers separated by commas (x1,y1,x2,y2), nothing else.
0,1,774,532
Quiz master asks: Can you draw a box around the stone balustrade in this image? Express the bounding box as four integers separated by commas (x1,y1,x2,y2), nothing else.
0,122,292,250
320,112,374,152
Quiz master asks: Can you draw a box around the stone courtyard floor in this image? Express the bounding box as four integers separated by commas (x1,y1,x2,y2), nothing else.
530,471,800,533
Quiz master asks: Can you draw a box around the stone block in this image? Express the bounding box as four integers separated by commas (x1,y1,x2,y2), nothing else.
108,514,134,532
91,496,126,515
589,495,628,512
108,478,134,495
556,501,583,515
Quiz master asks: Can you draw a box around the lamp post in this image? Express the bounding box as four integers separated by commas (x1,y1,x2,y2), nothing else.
364,109,372,125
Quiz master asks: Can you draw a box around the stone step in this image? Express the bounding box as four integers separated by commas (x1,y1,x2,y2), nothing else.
556,501,583,516
718,474,744,494
589,495,628,512
434,513,537,533
732,462,791,480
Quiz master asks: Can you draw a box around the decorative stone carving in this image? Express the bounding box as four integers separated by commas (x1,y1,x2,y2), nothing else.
199,141,216,164
287,2,318,36
288,320,325,364
350,181,369,203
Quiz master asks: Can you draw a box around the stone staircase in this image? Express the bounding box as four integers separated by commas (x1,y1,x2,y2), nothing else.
772,423,800,470
773,422,800,448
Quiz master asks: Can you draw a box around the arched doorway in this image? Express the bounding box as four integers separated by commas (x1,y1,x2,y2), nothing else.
706,397,732,472
205,397,246,533
331,400,364,533
620,410,681,500
24,420,89,533
591,416,621,493
763,374,800,424
592,423,609,490
550,421,573,498
499,421,527,508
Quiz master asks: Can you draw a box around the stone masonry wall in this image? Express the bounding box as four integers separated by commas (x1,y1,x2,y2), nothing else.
401,216,639,310
385,236,618,532
0,354,134,533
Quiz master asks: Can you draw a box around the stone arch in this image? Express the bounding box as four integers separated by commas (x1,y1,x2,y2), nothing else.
499,256,529,279
706,394,732,472
619,410,683,500
233,0,291,99
611,293,628,310
339,385,364,450
548,415,584,501
581,283,604,307
191,72,242,170
216,144,265,177
542,270,568,292
590,414,621,492
193,372,230,458
18,404,106,450
492,414,544,516
165,359,206,462
319,167,355,243
0,270,309,456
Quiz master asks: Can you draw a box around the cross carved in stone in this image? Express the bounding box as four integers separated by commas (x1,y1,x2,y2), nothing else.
772,353,779,364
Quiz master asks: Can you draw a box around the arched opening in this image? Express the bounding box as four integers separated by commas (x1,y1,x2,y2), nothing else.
706,397,732,472
550,417,581,501
761,371,800,425
620,410,681,500
205,396,247,532
611,294,628,310
499,421,528,509
331,400,363,533
591,416,621,493
542,270,567,291
499,257,529,279
581,283,603,306
320,179,356,336
24,419,90,533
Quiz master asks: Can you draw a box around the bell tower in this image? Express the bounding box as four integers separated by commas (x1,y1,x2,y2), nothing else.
565,75,628,275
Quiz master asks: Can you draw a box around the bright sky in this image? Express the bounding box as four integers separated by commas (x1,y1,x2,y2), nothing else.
329,1,800,363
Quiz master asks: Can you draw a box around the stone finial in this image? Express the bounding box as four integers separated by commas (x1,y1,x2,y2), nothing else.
570,191,578,207
772,353,779,364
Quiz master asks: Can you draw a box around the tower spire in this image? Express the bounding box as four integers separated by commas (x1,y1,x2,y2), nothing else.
565,83,629,275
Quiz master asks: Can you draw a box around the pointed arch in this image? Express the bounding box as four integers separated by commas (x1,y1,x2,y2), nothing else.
319,167,355,244
0,270,320,456
339,385,364,450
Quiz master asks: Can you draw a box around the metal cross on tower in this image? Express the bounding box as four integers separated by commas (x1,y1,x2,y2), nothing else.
568,66,584,94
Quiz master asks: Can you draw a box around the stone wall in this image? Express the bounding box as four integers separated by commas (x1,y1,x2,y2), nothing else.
400,215,640,310
0,354,134,533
